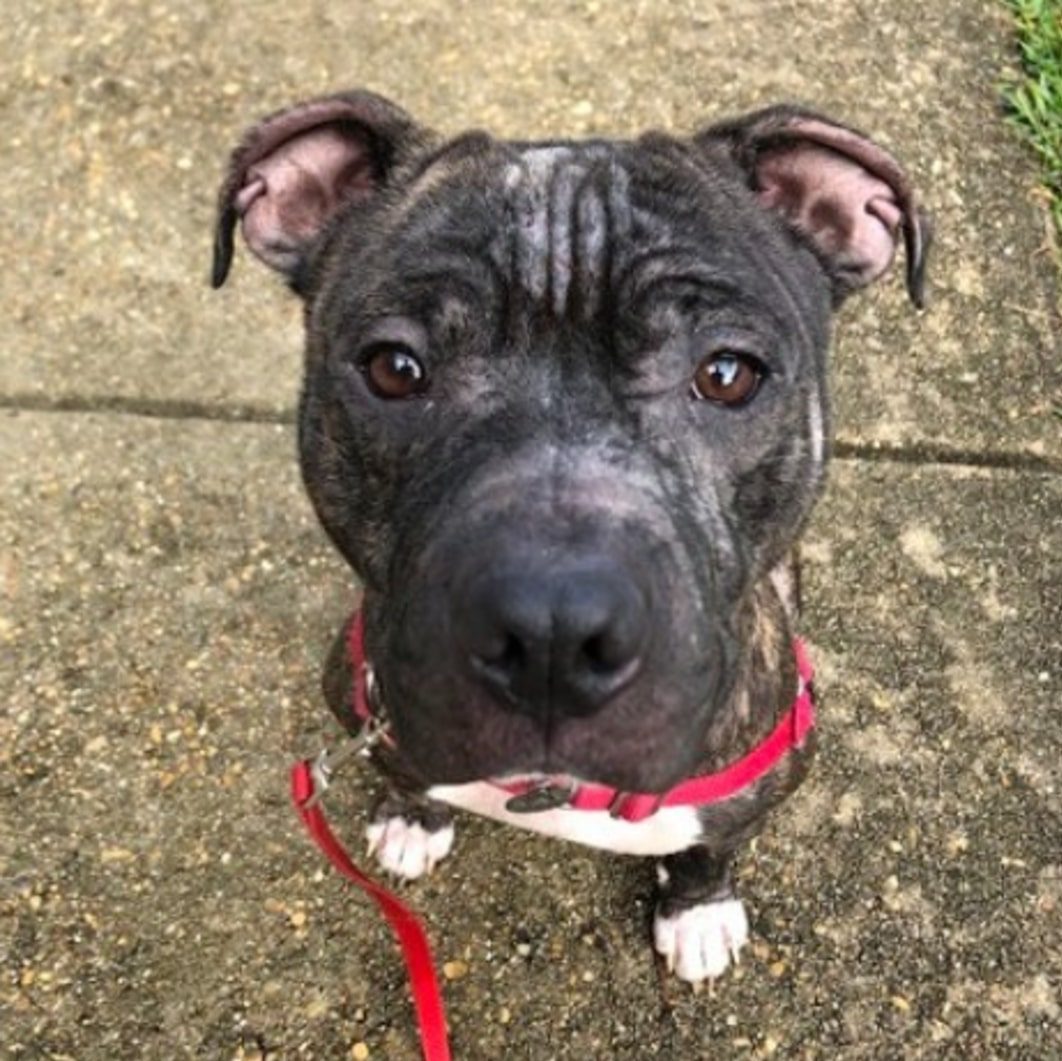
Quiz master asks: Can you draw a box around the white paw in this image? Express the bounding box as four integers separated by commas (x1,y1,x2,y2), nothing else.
365,817,455,880
653,898,749,984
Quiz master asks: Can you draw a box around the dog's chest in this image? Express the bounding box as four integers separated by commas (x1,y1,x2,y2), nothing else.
427,781,702,856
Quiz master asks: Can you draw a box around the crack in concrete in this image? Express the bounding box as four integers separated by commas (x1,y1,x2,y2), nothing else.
1,392,1059,475
831,439,1060,474
0,392,292,425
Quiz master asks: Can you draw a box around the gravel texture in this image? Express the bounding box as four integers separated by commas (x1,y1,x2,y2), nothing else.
1,0,1060,1058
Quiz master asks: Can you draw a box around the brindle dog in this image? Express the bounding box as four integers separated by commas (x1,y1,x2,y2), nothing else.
213,90,929,983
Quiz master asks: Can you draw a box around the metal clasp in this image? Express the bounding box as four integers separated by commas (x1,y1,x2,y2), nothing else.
304,716,390,810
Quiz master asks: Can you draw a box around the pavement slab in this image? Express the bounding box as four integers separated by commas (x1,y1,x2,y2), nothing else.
1,0,1060,458
2,411,1058,1059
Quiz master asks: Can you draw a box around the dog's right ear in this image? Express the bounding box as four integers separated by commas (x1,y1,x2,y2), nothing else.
211,90,427,290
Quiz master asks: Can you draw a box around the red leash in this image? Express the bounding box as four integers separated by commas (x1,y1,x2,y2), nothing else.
290,762,452,1061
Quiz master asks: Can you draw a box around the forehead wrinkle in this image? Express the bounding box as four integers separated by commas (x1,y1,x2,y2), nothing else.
502,145,624,321
616,247,743,311
548,160,578,317
506,146,572,306
574,170,608,321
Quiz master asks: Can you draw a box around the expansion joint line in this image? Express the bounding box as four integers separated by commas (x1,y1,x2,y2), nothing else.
0,393,1059,475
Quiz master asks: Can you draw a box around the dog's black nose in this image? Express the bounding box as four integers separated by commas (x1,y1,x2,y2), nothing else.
456,561,649,718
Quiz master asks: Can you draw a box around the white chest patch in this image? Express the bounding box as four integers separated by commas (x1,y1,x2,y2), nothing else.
427,781,702,857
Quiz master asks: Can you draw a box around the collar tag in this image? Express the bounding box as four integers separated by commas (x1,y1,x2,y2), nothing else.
504,781,574,814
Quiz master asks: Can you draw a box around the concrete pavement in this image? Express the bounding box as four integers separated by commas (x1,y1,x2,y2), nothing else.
2,0,1059,1058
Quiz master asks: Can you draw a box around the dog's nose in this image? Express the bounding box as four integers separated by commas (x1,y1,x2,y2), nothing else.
455,561,648,718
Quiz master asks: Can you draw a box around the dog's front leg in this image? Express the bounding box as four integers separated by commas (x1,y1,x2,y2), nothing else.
321,621,456,881
653,846,748,984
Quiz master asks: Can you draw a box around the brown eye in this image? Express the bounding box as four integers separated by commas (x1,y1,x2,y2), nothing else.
691,352,764,406
364,344,429,400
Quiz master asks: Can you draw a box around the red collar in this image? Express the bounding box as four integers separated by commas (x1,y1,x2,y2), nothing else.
346,611,815,821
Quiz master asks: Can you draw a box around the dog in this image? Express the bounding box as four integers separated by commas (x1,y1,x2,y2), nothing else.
212,89,929,984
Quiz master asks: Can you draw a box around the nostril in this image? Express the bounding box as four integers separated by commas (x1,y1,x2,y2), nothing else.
573,626,644,707
581,633,607,670
581,632,624,673
468,629,541,709
501,634,526,671
572,590,646,673
475,633,526,674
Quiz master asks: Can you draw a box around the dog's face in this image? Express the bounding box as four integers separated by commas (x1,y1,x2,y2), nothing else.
214,91,928,791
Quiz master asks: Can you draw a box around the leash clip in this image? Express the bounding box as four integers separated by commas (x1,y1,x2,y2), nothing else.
304,715,390,810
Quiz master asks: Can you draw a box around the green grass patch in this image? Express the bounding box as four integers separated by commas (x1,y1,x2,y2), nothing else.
1001,0,1062,244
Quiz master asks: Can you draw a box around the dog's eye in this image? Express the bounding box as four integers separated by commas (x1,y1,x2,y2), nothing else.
363,344,429,400
691,351,764,406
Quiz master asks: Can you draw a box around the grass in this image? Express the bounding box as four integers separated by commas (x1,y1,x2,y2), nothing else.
1001,0,1062,247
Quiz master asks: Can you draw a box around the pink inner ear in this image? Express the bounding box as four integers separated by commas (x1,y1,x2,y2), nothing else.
235,123,375,274
756,144,901,285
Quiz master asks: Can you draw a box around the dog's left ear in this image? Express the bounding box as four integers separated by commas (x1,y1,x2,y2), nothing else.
699,106,931,307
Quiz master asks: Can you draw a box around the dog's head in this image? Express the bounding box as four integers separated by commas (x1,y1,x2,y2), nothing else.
214,90,928,790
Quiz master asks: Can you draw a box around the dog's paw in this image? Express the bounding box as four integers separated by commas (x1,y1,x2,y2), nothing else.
365,815,455,881
653,897,749,984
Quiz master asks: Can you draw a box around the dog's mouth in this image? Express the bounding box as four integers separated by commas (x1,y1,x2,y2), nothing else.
366,632,725,793
381,675,720,793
